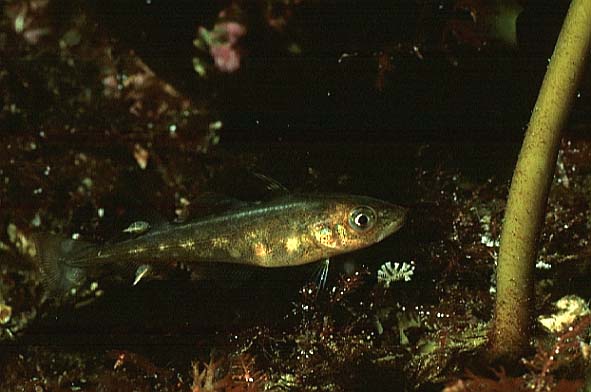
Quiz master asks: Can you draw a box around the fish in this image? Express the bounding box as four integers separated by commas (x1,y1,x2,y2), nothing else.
31,194,407,296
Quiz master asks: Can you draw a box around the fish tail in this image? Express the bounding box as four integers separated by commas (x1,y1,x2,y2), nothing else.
31,234,96,296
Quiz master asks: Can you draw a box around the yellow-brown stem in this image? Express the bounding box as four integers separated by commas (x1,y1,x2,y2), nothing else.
491,0,591,361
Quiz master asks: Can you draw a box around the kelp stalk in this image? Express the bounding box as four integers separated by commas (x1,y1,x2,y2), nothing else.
491,0,591,360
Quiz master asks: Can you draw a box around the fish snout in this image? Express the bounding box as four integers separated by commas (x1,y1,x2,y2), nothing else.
377,205,407,242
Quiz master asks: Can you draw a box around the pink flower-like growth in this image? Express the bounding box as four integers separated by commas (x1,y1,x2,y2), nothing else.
209,21,246,73
210,44,241,73
222,21,246,45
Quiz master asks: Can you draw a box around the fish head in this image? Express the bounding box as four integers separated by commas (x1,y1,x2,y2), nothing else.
308,195,407,256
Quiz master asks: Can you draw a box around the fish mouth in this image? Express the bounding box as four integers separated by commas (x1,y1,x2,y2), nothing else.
376,206,407,242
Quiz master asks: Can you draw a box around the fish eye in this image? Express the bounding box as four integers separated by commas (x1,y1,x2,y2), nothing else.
349,206,376,232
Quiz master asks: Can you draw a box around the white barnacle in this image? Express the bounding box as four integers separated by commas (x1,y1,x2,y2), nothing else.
377,261,415,288
538,295,589,333
535,259,552,270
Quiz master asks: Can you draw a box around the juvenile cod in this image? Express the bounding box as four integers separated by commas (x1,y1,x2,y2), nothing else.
33,194,407,295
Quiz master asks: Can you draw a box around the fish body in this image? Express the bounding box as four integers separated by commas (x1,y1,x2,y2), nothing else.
32,194,407,294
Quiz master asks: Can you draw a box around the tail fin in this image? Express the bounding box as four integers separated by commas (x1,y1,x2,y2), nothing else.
31,234,96,296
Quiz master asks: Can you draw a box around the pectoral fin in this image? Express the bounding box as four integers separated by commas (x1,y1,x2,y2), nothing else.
311,258,330,292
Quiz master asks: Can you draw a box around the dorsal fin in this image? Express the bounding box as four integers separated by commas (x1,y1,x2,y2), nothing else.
183,193,248,221
207,168,289,202
170,170,289,222
250,172,290,194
